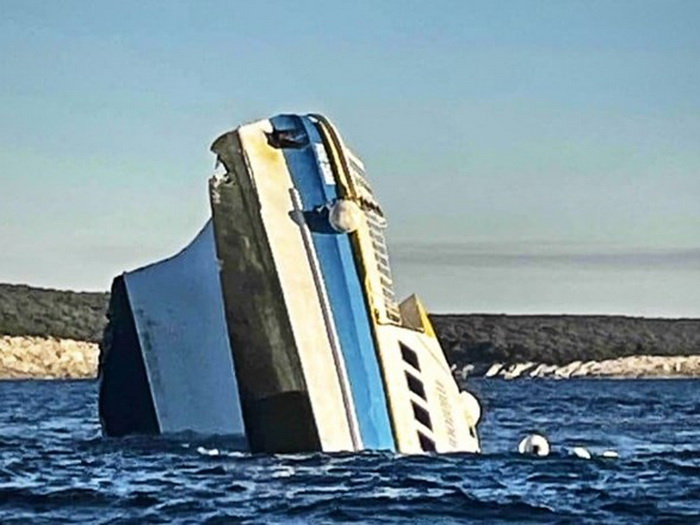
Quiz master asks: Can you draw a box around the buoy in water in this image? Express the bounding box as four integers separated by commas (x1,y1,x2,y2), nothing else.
518,434,550,456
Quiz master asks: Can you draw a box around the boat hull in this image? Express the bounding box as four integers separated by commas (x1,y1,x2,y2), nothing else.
99,113,481,455
99,222,247,445
209,121,357,453
268,114,396,451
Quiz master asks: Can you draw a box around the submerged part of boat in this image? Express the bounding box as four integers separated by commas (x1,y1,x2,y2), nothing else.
99,113,481,454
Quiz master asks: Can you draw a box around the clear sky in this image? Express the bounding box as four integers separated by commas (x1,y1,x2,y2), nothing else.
1,1,698,316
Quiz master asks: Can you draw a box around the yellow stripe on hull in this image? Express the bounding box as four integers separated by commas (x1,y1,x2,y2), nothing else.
311,117,395,326
312,116,480,454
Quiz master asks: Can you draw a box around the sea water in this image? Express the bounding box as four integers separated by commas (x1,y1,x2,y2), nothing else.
0,379,698,523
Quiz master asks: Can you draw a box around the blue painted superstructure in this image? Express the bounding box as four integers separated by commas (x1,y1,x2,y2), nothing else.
270,115,396,451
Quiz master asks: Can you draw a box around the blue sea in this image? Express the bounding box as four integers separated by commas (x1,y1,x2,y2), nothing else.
0,379,698,524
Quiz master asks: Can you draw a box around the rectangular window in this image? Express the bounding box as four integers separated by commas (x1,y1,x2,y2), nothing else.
405,373,427,401
418,431,436,452
400,343,420,371
412,401,433,430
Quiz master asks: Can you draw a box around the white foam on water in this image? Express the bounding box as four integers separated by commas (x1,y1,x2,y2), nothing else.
571,447,592,459
196,446,220,456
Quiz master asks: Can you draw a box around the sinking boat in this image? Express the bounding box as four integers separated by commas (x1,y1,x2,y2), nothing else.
99,114,481,454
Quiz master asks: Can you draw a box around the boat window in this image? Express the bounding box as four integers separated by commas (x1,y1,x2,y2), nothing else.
412,401,433,430
417,431,436,452
400,343,420,371
405,373,427,401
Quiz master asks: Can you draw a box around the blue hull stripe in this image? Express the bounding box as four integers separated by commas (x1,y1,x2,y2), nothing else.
271,115,395,451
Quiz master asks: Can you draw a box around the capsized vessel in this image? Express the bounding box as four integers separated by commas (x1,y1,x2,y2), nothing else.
99,114,481,454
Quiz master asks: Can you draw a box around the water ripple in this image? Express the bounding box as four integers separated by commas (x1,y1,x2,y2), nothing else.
0,379,698,523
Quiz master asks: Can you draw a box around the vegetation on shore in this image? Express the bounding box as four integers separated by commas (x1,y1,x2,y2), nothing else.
1,283,699,369
0,284,107,343
431,314,700,368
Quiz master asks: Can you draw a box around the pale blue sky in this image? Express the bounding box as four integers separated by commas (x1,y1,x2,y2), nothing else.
1,1,698,316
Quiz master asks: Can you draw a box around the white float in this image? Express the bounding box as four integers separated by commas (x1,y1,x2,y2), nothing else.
517,434,550,456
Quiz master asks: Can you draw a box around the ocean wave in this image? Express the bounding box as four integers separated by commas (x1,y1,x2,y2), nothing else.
0,379,698,523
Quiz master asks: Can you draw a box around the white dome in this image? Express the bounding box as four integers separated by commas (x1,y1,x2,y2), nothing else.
518,433,550,456
328,199,363,233
460,390,481,426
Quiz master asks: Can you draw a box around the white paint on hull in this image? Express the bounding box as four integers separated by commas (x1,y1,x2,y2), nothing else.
236,120,355,452
375,324,481,454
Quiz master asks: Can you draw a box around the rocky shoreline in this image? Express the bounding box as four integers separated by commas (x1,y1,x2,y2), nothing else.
457,355,700,380
0,336,98,379
1,335,698,380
